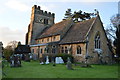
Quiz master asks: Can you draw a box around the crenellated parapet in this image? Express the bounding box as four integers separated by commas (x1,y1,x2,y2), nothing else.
32,5,55,18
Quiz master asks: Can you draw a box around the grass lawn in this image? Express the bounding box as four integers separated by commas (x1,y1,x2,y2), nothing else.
2,60,118,78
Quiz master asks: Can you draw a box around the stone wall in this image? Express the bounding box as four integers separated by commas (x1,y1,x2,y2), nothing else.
26,5,55,45
60,43,86,63
36,35,60,44
87,16,112,64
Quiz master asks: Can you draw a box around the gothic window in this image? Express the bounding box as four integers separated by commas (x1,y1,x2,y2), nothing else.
46,48,49,53
77,46,81,54
52,46,56,54
40,48,43,53
44,19,48,24
61,47,64,53
32,49,34,53
95,34,100,49
65,46,68,54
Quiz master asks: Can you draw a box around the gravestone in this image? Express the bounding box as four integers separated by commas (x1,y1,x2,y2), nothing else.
66,57,73,70
55,57,64,64
24,54,30,62
10,55,21,67
10,56,14,67
45,56,49,64
40,62,44,64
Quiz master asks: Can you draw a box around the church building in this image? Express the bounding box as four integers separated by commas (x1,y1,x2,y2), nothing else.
26,5,112,64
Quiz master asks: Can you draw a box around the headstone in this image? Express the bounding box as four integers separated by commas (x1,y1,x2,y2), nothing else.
25,54,30,62
45,56,49,64
59,57,64,63
10,55,21,67
55,57,64,64
11,60,14,66
66,57,73,70
40,62,44,64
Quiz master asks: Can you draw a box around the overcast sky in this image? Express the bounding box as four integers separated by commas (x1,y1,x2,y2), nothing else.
0,0,119,47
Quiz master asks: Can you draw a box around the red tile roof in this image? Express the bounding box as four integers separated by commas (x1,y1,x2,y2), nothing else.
37,19,73,39
36,17,96,44
59,17,96,44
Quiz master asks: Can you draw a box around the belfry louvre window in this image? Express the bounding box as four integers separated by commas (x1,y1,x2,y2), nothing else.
95,34,100,49
77,46,81,54
44,19,48,24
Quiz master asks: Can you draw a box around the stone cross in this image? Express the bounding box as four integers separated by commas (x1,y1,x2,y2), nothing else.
66,57,73,70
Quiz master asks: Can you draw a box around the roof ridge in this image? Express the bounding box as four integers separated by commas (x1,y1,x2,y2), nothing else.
84,17,97,39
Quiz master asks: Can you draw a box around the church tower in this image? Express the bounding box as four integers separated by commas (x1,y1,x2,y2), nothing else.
26,5,55,45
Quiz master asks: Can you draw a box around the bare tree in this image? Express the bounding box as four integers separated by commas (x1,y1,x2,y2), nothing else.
7,41,18,51
106,14,120,58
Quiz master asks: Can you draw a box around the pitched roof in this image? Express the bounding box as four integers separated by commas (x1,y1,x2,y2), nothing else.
59,17,96,44
36,19,73,39
14,45,31,54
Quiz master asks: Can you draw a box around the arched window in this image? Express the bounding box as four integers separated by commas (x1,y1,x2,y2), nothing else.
65,46,68,54
44,19,48,24
77,46,81,54
61,47,64,53
52,46,56,54
40,48,43,54
95,34,100,49
46,48,49,53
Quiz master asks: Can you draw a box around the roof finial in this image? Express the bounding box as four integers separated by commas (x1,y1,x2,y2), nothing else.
94,9,99,15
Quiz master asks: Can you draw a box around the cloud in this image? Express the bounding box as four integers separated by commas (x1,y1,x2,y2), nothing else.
0,26,26,47
5,0,30,12
29,0,119,2
40,4,56,12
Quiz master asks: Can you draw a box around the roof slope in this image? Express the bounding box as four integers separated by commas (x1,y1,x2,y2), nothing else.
14,45,31,54
59,17,96,44
37,19,73,39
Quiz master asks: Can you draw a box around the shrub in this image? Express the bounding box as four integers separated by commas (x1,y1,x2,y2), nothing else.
55,53,74,63
40,53,74,63
40,53,55,63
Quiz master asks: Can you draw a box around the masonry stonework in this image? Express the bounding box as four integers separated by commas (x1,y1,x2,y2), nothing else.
26,5,112,64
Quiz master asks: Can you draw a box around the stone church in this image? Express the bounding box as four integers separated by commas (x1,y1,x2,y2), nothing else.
26,5,112,64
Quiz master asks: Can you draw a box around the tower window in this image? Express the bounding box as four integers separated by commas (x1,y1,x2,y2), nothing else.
44,19,48,24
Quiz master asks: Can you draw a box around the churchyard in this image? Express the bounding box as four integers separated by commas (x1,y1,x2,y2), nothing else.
2,60,118,78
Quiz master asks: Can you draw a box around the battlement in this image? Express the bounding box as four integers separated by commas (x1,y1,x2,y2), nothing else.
32,5,55,18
